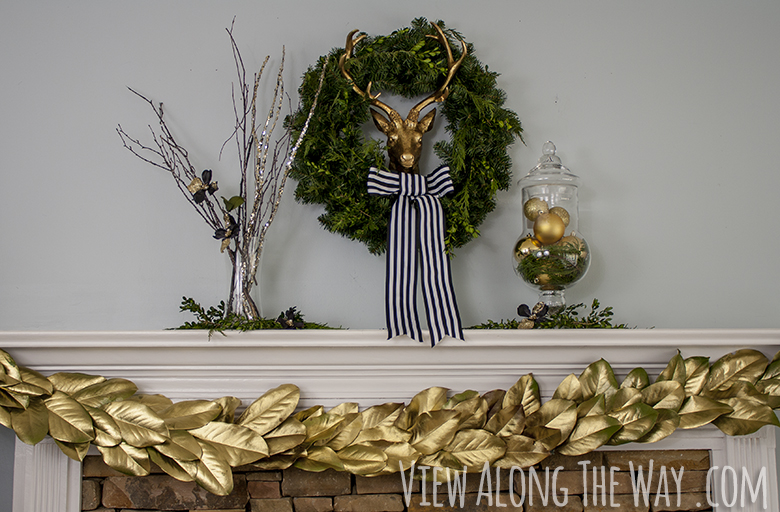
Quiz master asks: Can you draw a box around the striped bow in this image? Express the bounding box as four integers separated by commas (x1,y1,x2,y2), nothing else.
367,166,464,346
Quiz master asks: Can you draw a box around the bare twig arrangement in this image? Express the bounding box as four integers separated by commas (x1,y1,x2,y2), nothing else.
117,22,326,320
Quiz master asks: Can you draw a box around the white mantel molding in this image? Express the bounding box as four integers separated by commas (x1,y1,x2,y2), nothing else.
4,328,780,512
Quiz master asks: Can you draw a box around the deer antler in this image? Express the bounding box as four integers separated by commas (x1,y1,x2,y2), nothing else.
407,23,467,122
338,29,403,126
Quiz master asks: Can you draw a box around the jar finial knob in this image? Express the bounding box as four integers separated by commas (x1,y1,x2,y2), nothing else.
538,141,562,165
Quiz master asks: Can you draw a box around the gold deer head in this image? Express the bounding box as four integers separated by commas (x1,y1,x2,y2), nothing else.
339,23,467,175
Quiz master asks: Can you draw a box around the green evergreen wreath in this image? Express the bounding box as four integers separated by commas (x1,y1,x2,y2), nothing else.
288,18,523,255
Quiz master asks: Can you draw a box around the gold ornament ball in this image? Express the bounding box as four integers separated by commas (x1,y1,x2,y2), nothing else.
514,237,541,262
535,273,552,285
557,234,588,266
549,206,570,227
558,234,585,251
518,318,535,329
533,212,566,245
523,197,549,221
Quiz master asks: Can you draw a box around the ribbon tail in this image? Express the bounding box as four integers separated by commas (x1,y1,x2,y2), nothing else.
417,195,464,346
385,196,424,342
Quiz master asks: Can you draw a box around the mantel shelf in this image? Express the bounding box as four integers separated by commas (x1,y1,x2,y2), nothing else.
6,329,780,512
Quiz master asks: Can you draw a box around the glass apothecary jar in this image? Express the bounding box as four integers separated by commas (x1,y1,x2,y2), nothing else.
513,141,590,313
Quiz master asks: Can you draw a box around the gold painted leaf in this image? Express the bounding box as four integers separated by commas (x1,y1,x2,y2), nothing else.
0,389,25,409
265,417,307,455
213,396,241,423
446,429,506,469
553,374,583,402
238,384,299,437
579,360,619,403
482,389,506,421
409,410,460,455
249,449,305,471
154,430,202,461
3,381,51,398
577,394,606,418
756,378,780,396
361,403,404,430
19,368,54,395
607,388,642,413
303,412,346,446
397,387,449,430
641,381,685,411
755,379,780,408
190,421,269,466
10,397,48,445
712,397,780,436
53,439,90,462
325,413,362,451
621,368,650,390
3,389,29,409
526,398,577,443
329,402,359,417
449,396,487,430
608,403,659,445
45,391,95,444
557,414,621,456
148,448,197,482
761,353,780,382
524,425,562,452
444,390,479,409
123,394,173,413
159,400,222,430
484,404,525,438
85,405,122,447
704,381,772,410
47,373,105,396
377,442,421,474
353,424,412,445
103,400,169,448
637,409,680,444
684,356,710,396
193,439,234,496
97,443,151,476
657,351,686,385
0,349,21,385
503,374,541,416
494,436,550,469
706,349,769,392
417,450,465,472
295,445,344,472
294,405,323,422
0,406,11,429
677,395,733,429
337,444,387,475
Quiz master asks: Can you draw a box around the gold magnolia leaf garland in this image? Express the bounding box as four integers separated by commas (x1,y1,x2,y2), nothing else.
2,347,780,495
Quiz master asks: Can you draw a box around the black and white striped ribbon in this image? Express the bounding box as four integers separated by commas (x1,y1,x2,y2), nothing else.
367,166,464,346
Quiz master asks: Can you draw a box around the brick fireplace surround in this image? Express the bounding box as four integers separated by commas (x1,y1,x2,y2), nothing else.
3,329,779,512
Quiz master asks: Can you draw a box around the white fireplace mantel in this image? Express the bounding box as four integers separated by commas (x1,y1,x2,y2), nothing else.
3,329,780,512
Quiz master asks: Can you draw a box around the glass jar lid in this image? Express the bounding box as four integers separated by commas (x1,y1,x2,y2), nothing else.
520,141,580,186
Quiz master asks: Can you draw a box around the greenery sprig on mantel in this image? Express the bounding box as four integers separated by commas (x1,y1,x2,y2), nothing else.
176,297,332,333
471,299,631,330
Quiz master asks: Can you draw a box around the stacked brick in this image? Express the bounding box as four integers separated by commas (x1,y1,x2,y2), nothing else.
81,450,713,511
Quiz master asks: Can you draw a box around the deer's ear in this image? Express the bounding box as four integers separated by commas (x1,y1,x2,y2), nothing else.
371,109,393,135
418,109,437,133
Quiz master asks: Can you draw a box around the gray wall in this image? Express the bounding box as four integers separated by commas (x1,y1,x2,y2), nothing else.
2,0,780,507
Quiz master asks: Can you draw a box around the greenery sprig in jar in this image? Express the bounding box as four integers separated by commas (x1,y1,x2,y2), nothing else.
513,142,590,313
